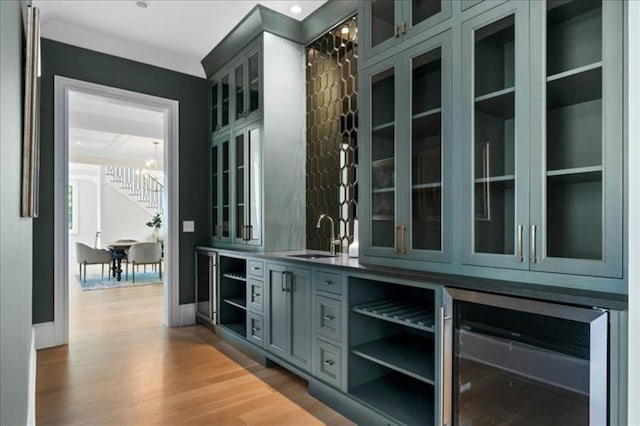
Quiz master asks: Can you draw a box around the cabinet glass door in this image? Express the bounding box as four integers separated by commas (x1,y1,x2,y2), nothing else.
246,126,261,245
528,0,622,277
211,144,219,239
235,132,245,242
370,0,397,49
462,2,529,269
411,47,443,253
235,62,245,120
248,51,260,115
369,66,397,250
210,81,219,133
221,73,230,128
221,139,230,239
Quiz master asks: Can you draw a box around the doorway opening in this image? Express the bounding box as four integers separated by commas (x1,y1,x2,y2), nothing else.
52,77,180,347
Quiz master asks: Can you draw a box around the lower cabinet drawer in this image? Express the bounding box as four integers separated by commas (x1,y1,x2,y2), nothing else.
247,278,264,313
314,295,342,343
313,339,343,389
246,312,264,347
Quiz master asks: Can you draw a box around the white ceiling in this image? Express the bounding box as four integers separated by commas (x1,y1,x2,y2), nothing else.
32,0,327,77
68,91,165,170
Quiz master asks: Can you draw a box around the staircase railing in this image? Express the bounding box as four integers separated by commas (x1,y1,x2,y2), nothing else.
105,166,164,214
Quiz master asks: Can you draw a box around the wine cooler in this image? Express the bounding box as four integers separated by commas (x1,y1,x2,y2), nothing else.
446,288,607,426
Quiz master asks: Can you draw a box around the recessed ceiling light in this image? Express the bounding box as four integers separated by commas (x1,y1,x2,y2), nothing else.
136,0,149,8
290,4,302,14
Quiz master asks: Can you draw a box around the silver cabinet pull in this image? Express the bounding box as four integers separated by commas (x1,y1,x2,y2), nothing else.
394,25,401,38
252,327,260,333
517,225,524,262
247,224,253,241
252,292,261,297
322,280,332,285
252,266,261,271
323,315,334,321
323,360,335,366
281,271,287,292
401,21,407,35
285,271,292,292
531,225,538,263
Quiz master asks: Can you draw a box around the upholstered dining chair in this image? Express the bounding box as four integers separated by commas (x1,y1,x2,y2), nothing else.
127,242,162,283
75,242,112,283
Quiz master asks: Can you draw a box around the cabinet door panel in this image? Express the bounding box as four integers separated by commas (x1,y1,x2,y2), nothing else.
288,267,312,370
266,265,287,357
246,125,262,246
529,0,622,277
462,1,530,270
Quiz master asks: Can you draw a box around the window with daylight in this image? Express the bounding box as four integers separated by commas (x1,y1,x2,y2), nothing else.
68,182,78,234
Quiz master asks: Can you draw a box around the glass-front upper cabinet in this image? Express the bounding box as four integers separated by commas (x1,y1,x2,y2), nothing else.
232,123,262,246
529,0,622,277
212,134,231,242
362,32,451,262
362,0,451,63
462,1,530,270
233,47,261,125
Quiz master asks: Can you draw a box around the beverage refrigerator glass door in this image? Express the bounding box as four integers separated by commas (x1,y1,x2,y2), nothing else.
446,288,607,426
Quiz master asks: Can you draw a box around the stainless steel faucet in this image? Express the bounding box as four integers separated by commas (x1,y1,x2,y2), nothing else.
316,214,340,255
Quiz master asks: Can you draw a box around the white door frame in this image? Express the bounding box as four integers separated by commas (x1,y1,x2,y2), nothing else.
50,76,180,346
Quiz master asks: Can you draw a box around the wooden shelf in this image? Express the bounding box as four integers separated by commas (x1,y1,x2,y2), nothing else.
371,157,394,168
220,322,245,337
475,87,515,119
222,272,246,281
350,372,435,426
371,121,395,132
352,300,435,333
547,166,602,184
223,298,247,310
372,187,395,194
351,333,435,385
547,65,601,110
412,182,441,190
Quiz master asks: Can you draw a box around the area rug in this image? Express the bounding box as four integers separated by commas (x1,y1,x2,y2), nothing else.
76,270,163,291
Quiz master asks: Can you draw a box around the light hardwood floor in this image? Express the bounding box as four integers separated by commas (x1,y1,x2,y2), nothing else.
36,278,352,425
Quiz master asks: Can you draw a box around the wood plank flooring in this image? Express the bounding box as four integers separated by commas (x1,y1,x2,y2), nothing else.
36,279,353,425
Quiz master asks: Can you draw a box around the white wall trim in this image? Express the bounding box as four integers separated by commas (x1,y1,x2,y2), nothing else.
47,76,181,350
33,321,56,350
176,303,196,327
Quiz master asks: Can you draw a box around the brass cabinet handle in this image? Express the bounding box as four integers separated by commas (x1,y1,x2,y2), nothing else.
398,225,407,255
401,21,407,35
531,225,538,263
517,225,525,262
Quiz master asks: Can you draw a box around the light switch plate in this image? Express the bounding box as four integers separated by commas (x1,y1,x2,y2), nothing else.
183,220,195,232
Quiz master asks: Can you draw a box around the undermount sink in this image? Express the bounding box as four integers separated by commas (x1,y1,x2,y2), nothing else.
287,253,337,259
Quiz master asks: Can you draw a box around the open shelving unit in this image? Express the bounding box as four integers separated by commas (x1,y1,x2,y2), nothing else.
545,0,604,261
218,256,247,337
348,277,437,425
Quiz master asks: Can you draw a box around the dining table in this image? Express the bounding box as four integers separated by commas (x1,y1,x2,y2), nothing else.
107,239,138,281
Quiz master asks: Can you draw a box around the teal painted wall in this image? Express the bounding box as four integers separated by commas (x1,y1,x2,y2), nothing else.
33,39,209,323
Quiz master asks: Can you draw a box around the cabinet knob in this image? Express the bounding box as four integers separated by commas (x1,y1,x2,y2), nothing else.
252,292,261,297
323,360,335,366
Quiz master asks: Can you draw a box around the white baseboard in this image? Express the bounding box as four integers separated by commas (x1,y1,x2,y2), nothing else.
34,321,57,350
176,303,196,326
27,328,36,426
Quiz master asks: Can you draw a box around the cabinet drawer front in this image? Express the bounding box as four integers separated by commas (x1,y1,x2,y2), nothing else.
315,295,342,343
247,312,264,347
248,260,264,278
314,271,343,295
247,278,264,313
313,339,342,389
